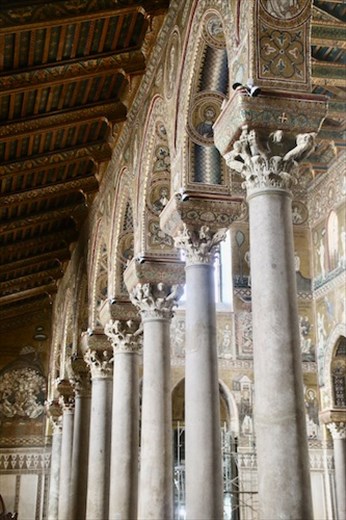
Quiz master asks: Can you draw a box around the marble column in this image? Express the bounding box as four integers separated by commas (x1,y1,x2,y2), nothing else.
46,400,63,520
174,225,225,520
83,332,113,520
222,128,316,519
104,319,142,520
69,354,91,520
327,422,346,520
57,380,75,520
130,282,182,520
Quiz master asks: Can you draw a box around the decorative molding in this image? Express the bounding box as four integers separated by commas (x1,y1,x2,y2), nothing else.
0,449,51,473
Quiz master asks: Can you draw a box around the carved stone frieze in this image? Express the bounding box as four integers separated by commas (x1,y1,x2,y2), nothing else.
223,127,317,194
129,282,183,320
327,422,346,440
104,319,142,354
174,224,226,266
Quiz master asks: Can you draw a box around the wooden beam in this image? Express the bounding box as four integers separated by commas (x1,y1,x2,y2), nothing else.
0,248,70,276
0,283,57,306
0,50,145,95
0,175,98,205
0,267,64,293
0,229,78,257
0,1,169,33
0,203,87,235
0,142,112,175
0,101,126,139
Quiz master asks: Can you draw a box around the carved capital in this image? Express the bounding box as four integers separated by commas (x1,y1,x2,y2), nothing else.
129,282,183,320
224,127,316,195
56,379,75,412
84,348,113,379
105,319,143,354
70,354,91,397
327,422,346,440
174,223,226,266
45,399,63,432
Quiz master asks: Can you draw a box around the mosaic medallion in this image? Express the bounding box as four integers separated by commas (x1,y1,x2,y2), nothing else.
187,91,225,146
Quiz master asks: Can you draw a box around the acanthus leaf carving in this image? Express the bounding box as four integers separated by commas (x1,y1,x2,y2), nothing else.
104,319,143,354
84,348,113,379
174,223,226,266
224,126,317,193
129,282,183,320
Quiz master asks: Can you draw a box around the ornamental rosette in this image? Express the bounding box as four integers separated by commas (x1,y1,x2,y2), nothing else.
0,367,46,419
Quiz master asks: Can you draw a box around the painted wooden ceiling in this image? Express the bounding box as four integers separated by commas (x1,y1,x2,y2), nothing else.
0,0,344,322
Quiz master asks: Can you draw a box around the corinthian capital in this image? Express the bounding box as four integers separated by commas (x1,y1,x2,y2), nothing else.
84,348,113,379
70,354,91,397
56,379,75,412
129,282,183,320
224,127,316,194
174,224,226,266
327,422,346,440
104,319,143,354
45,399,63,432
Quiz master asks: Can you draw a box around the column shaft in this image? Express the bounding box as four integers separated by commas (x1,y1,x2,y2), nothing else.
58,409,74,520
109,353,139,520
138,317,172,520
185,263,223,520
47,427,62,520
70,393,91,520
85,377,113,520
333,437,346,520
249,189,313,519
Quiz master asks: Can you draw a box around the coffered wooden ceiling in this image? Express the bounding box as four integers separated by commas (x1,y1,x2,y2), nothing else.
0,0,344,323
0,0,168,321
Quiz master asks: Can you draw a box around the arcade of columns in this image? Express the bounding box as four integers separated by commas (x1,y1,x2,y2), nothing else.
45,2,346,520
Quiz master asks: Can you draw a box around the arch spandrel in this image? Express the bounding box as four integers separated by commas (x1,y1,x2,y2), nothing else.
174,5,233,195
135,95,178,259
